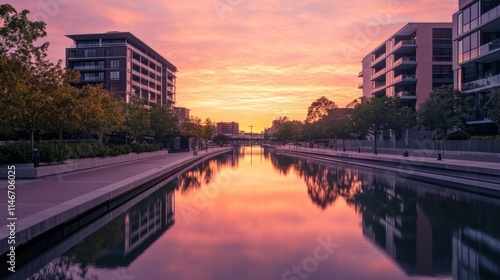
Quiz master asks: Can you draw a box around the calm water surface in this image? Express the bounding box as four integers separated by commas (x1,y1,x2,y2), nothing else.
19,147,500,280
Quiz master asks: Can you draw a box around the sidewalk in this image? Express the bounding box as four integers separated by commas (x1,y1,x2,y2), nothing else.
0,147,231,255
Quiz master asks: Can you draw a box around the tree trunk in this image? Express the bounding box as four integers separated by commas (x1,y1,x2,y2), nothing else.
59,129,63,144
30,130,35,150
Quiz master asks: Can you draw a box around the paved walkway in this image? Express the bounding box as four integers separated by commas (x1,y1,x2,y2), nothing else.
277,146,500,171
0,148,230,254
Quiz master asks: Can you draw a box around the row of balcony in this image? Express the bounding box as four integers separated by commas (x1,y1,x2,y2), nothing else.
460,38,500,64
71,42,127,48
462,72,500,93
370,40,417,67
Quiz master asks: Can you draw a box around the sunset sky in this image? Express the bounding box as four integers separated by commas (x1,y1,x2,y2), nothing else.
11,0,457,132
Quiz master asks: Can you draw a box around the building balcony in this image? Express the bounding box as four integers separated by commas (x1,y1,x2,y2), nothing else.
70,42,127,48
396,91,417,100
480,5,500,27
371,68,386,81
370,53,386,68
392,57,417,70
358,71,363,78
358,82,363,89
371,83,387,95
392,39,417,54
73,65,104,70
393,74,417,85
462,73,500,94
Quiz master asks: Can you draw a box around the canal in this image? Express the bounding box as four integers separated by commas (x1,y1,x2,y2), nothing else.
13,146,500,279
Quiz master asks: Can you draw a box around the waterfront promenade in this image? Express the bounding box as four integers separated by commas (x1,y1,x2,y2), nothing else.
0,147,231,255
276,146,500,194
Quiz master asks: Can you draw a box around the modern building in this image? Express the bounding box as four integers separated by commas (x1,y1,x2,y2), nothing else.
65,31,177,107
453,0,500,124
216,122,239,136
172,106,190,126
359,22,453,110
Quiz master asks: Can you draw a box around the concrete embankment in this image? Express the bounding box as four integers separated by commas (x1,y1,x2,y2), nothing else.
275,147,500,196
0,148,231,255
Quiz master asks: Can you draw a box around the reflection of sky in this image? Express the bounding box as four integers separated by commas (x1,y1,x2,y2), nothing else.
10,1,457,131
79,147,411,280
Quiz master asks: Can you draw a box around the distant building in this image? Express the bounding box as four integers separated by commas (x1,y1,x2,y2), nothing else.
172,106,190,126
65,31,177,107
359,22,453,110
453,0,500,125
216,122,239,135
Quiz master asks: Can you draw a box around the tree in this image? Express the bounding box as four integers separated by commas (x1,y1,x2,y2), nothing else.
202,118,216,140
78,84,125,143
485,89,500,134
321,108,354,147
180,116,203,138
305,96,337,123
275,121,303,143
150,104,178,140
352,96,400,153
123,98,150,143
418,85,469,138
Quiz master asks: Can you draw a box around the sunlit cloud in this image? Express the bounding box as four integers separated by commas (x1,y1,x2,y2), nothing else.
11,0,457,131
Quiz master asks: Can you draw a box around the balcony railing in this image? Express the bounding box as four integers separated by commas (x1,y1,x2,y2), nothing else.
70,42,127,48
371,68,386,80
462,73,500,92
73,65,104,70
480,5,500,26
393,57,416,68
358,71,363,78
371,53,386,66
396,91,416,98
394,74,417,83
358,82,363,89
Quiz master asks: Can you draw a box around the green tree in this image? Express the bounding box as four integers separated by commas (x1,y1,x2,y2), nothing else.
202,118,216,140
150,104,178,140
485,89,500,134
276,121,303,142
180,116,203,138
352,96,400,153
123,98,150,143
305,96,337,123
418,85,469,138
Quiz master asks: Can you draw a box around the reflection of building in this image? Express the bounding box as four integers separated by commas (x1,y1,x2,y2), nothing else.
216,122,239,135
453,227,500,279
172,106,190,126
94,189,175,267
359,23,453,110
452,0,500,125
65,31,177,107
360,181,451,276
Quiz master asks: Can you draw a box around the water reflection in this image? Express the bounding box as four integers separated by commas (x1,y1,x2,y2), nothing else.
15,147,500,279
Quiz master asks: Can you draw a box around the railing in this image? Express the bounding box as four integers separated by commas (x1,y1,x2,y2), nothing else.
332,139,500,154
371,53,386,66
393,57,416,68
396,91,416,98
480,5,500,26
70,42,127,48
73,65,104,70
371,68,386,79
394,74,417,83
462,73,500,92
358,83,363,89
358,71,363,77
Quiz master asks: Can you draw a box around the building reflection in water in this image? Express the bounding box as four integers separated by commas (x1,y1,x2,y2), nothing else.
269,150,500,279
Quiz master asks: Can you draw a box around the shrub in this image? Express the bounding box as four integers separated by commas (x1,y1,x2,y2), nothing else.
132,143,161,153
0,142,31,164
446,131,470,140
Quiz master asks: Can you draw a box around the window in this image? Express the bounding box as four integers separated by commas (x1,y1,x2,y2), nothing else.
110,59,120,68
433,48,452,61
84,49,96,57
433,29,452,44
433,65,453,79
109,83,120,92
83,72,104,81
110,71,120,80
105,48,114,56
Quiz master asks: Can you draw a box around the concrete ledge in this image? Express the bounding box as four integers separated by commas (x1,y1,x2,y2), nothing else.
0,148,230,255
0,150,169,179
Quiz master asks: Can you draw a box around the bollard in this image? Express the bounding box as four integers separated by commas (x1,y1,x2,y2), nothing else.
343,147,346,152
437,153,442,161
374,149,378,155
193,150,198,156
358,148,361,153
32,148,40,168
404,151,408,157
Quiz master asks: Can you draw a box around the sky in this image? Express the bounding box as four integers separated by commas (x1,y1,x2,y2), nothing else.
8,0,457,132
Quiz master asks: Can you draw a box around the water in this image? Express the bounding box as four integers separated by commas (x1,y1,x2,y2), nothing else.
13,146,500,280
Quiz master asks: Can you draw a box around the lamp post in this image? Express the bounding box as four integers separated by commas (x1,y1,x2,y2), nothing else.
249,125,254,146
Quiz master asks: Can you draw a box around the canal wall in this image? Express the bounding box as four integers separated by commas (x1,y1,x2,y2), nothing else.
275,147,500,196
0,148,231,256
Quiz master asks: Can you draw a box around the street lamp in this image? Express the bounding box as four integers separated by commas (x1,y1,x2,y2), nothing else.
249,125,253,146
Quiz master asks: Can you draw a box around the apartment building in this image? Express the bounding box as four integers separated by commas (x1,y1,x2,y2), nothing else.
359,23,453,110
65,31,177,107
172,106,190,127
453,0,500,124
216,122,239,135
